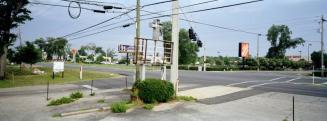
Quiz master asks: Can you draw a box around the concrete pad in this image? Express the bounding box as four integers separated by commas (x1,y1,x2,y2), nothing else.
178,85,248,99
153,102,182,112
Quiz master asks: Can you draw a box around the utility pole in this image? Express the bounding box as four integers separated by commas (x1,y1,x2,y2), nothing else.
308,44,312,62
135,0,141,81
320,15,326,77
256,34,261,71
171,0,179,93
203,44,206,71
299,51,302,60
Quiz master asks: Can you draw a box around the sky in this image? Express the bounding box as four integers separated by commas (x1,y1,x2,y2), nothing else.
17,0,327,58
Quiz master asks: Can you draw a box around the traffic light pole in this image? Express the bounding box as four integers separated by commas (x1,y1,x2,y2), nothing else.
320,15,325,77
171,0,179,94
257,34,261,71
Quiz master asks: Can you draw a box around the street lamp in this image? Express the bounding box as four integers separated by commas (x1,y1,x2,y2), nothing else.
308,44,312,62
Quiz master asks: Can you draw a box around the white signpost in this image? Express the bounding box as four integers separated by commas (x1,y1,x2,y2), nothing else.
53,61,64,73
53,61,65,79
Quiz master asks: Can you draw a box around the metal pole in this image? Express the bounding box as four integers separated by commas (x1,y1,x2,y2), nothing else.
321,15,325,77
47,79,49,100
293,96,295,121
171,0,180,93
308,44,311,62
91,80,93,95
135,0,141,81
313,65,315,85
126,53,129,66
257,34,261,71
203,46,206,71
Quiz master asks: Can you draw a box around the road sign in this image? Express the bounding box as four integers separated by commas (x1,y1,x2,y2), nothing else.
53,61,64,73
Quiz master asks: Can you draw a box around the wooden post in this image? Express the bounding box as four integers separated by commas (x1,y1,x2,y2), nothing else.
11,72,14,87
62,71,64,78
46,79,50,100
125,76,128,89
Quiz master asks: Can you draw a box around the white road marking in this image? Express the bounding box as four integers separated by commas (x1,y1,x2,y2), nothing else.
82,85,98,90
285,77,301,83
323,82,327,85
248,82,284,88
248,77,301,88
226,77,285,86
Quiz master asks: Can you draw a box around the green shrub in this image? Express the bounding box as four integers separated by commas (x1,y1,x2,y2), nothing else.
110,101,129,113
176,96,197,101
48,97,75,106
137,78,174,103
143,104,155,110
70,91,83,99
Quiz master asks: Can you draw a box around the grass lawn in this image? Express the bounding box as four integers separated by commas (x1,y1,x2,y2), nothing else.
0,65,120,88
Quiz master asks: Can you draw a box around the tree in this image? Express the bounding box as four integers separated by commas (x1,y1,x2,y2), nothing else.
106,48,116,58
78,47,87,56
162,21,199,65
34,38,46,51
311,51,327,68
0,0,32,80
54,37,68,60
266,25,305,58
17,41,42,68
40,37,68,60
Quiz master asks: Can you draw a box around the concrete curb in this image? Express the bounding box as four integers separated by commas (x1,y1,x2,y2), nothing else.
60,106,110,117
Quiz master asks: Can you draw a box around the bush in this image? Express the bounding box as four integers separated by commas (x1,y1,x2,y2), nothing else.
143,104,155,110
110,101,129,113
48,97,75,106
137,78,174,103
70,91,83,99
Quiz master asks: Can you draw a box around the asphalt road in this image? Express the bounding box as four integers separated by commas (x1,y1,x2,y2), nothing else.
1,63,327,101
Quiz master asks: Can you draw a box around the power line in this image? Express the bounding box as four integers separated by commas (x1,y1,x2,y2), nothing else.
181,19,264,35
140,0,220,17
69,24,127,40
68,0,264,40
67,0,221,38
61,0,176,38
30,2,95,11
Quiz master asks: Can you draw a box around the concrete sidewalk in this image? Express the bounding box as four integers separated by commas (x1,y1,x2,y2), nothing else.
0,87,130,121
100,91,327,121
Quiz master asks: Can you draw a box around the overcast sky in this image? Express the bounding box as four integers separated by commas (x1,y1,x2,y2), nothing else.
18,0,327,58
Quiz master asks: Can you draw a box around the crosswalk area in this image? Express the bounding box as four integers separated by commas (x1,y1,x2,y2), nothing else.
227,76,327,89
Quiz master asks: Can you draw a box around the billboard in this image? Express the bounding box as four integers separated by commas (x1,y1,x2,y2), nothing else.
118,44,134,53
238,42,249,58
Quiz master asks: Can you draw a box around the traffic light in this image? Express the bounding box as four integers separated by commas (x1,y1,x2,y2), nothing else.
197,40,203,48
188,27,197,41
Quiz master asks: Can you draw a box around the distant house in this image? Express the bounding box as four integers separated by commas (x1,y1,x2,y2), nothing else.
286,55,301,61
